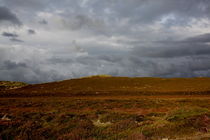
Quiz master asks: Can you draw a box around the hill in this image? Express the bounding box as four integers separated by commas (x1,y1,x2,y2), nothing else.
2,76,210,96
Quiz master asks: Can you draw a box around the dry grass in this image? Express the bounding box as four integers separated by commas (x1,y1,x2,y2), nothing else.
0,77,210,139
0,96,209,140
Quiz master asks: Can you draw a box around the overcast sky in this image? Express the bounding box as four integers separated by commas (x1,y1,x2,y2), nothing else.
1,0,210,83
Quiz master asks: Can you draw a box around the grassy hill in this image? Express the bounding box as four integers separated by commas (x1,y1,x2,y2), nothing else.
2,76,210,96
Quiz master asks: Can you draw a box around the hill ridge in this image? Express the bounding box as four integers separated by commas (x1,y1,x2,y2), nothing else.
1,77,210,96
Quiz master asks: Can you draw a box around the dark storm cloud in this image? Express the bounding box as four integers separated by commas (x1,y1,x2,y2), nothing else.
0,46,66,83
28,29,36,34
0,6,21,25
2,32,18,38
184,33,210,43
129,33,210,77
1,39,210,84
3,60,27,69
133,43,210,58
133,33,210,58
0,60,64,84
1,0,210,83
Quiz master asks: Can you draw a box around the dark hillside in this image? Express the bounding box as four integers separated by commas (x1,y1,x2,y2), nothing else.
2,76,210,96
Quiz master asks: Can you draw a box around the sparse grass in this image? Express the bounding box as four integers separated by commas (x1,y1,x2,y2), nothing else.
0,81,27,91
166,107,210,122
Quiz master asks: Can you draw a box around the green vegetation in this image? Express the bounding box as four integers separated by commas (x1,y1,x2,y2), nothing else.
0,81,27,91
166,107,210,122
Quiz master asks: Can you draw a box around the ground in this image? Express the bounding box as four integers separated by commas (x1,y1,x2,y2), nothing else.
0,95,210,140
0,77,210,139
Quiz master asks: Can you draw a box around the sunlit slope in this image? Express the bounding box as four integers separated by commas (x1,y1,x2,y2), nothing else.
4,76,210,96
0,81,27,91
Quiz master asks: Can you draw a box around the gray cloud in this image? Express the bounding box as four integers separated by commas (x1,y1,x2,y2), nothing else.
133,43,210,58
28,29,36,34
38,19,48,25
184,33,210,43
10,38,24,42
133,33,210,58
73,0,210,26
0,6,21,25
2,32,18,38
2,32,24,42
3,60,27,69
2,0,210,26
1,0,47,11
0,41,210,84
1,0,210,83
129,33,210,77
58,14,106,34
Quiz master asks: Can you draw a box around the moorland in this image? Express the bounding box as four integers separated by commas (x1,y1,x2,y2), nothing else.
0,76,210,140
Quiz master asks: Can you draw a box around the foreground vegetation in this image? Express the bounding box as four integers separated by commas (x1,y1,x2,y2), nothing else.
0,96,209,140
0,77,209,139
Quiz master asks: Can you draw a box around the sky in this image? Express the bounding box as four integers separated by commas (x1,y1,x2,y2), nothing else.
1,0,210,83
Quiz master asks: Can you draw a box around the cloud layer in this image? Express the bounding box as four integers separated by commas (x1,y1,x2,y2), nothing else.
0,6,21,25
0,0,210,83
